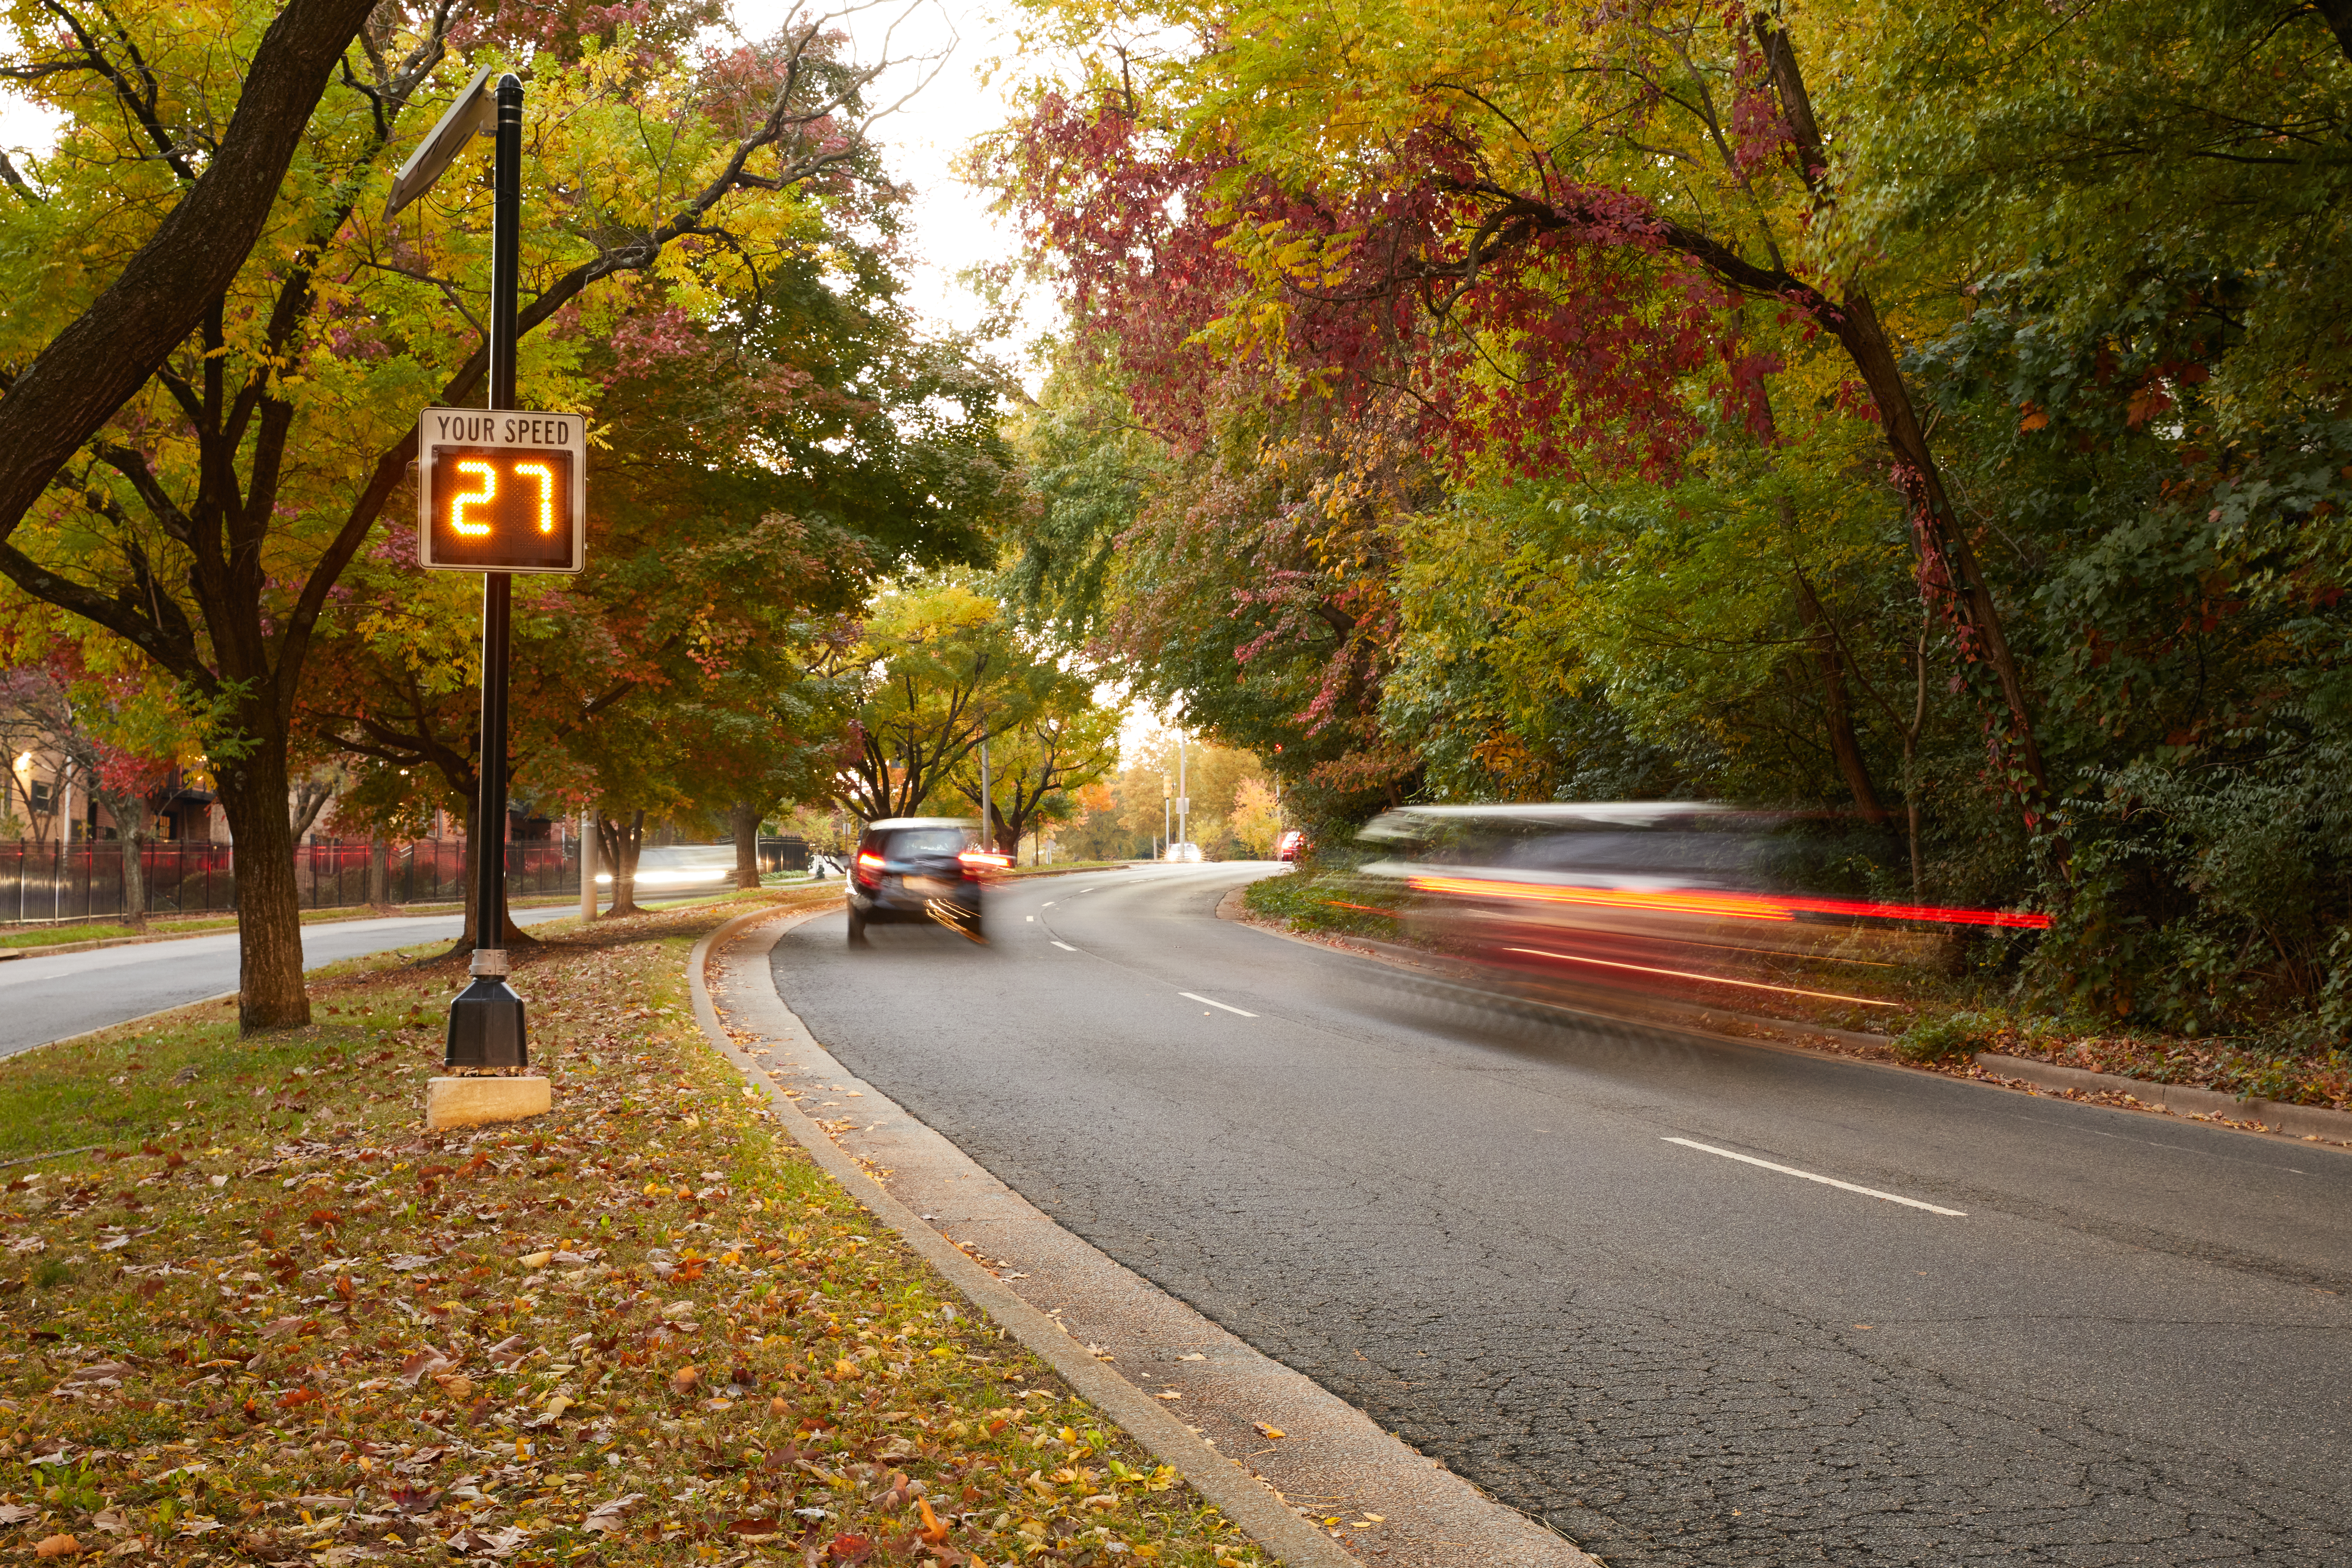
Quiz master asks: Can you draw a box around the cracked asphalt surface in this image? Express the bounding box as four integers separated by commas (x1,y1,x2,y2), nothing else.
773,864,2352,1565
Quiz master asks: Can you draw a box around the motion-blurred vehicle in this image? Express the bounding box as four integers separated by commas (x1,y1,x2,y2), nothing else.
1356,803,2049,1024
848,819,1009,944
1165,841,1204,863
1276,829,1306,862
597,842,732,890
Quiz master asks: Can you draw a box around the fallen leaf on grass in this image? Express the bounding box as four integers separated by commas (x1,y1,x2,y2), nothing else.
445,1523,528,1557
580,1494,644,1534
33,1534,79,1558
670,1364,699,1394
0,1503,39,1523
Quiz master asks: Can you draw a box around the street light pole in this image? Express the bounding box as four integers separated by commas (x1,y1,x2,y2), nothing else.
445,73,529,1070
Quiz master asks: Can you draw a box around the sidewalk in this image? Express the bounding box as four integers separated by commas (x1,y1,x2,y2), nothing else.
0,892,1275,1566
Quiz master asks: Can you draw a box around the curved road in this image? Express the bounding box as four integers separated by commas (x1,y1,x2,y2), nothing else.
0,905,574,1058
772,864,2352,1567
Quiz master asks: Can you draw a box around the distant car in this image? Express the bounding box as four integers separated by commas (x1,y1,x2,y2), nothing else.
1165,841,1204,863
847,818,1008,943
1276,829,1306,862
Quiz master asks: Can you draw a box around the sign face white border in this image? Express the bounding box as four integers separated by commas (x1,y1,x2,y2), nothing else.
416,406,588,574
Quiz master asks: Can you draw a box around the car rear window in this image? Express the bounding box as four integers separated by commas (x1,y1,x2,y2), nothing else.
888,827,967,858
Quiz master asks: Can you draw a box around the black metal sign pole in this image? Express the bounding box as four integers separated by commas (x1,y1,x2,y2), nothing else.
446,73,529,1070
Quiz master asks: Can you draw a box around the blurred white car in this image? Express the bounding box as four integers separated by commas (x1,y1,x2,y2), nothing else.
597,843,734,888
1165,842,1204,863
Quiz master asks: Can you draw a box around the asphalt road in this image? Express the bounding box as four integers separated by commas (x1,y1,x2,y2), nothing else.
773,864,2352,1567
0,905,574,1058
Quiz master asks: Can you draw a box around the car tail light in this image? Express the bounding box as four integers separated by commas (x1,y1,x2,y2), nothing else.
959,849,1013,870
853,851,884,886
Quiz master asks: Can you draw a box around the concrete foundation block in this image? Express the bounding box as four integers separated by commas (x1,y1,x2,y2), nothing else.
426,1075,551,1130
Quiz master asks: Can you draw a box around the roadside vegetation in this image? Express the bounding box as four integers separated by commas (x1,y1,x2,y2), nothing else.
988,3,2352,1070
0,895,1269,1567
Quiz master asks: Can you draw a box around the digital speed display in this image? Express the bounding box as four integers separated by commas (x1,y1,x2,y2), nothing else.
416,408,587,573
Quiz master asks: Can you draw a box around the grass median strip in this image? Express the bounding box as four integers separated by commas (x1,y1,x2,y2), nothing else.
0,895,1272,1568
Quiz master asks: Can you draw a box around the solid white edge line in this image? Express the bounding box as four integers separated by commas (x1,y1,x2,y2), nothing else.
1662,1137,1967,1216
1050,941,1077,952
1180,991,1257,1018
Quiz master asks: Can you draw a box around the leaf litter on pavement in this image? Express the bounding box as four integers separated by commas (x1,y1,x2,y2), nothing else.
0,894,1269,1568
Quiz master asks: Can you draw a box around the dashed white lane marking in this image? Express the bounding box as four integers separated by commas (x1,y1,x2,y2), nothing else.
1181,991,1257,1018
1051,941,1077,952
1662,1137,1967,1216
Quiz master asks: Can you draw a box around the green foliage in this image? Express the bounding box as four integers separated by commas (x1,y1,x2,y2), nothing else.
1241,865,1398,938
990,0,2352,1051
1894,1011,2001,1065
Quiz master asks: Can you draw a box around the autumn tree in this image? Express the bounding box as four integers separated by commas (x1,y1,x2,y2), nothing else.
948,675,1120,854
0,646,197,922
833,575,1066,823
993,0,2067,819
0,1,913,1027
992,0,2352,1034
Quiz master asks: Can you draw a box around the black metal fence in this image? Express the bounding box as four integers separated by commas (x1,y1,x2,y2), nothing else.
0,837,581,926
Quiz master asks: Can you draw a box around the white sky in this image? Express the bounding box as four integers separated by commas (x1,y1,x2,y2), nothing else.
734,0,1043,353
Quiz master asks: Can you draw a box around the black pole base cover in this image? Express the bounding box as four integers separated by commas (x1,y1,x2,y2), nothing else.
446,977,528,1068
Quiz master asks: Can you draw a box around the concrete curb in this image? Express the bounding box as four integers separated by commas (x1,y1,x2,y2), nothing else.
686,903,1369,1568
1974,1052,2352,1142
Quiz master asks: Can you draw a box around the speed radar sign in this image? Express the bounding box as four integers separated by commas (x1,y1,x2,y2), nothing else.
417,407,587,572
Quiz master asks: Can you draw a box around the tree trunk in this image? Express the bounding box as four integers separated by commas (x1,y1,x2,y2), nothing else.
730,802,761,890
116,796,148,929
1751,19,2051,822
214,741,310,1032
1792,570,1891,824
0,0,384,544
597,809,646,917
368,837,389,907
1827,292,2050,807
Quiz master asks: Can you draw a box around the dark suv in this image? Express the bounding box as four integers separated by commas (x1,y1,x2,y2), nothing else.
847,818,1007,943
